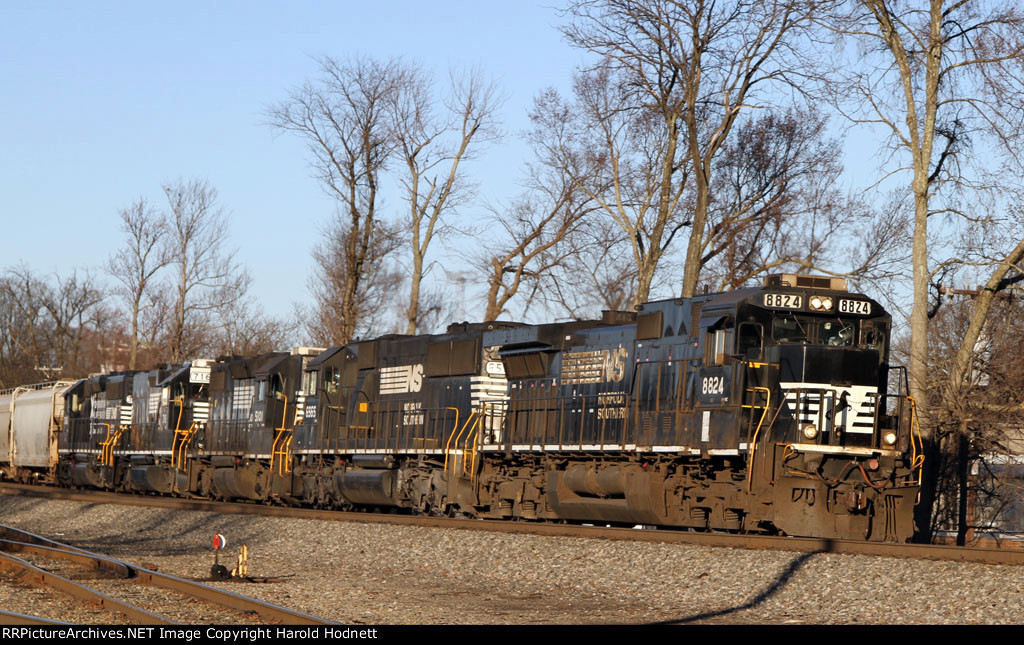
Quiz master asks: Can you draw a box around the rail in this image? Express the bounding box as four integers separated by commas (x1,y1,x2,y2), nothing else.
0,548,175,624
0,522,337,625
3,483,1024,567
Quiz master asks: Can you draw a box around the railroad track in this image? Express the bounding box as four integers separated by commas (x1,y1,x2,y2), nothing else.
0,520,335,625
2,481,1023,567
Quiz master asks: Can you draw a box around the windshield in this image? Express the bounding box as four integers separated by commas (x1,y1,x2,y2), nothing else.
772,314,859,347
821,319,856,346
772,314,812,344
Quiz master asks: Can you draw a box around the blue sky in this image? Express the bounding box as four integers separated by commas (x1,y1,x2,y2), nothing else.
0,1,586,323
2,1,905,333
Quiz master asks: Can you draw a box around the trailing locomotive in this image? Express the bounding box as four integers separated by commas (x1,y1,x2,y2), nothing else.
4,274,923,542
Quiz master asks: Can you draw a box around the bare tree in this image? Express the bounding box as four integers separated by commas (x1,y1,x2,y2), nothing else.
700,107,906,292
305,213,403,345
0,266,108,384
531,212,641,321
214,297,298,357
562,0,825,299
825,0,1024,538
389,67,502,333
925,230,1024,542
105,198,170,369
163,178,250,363
826,0,1024,419
268,56,404,344
0,278,36,387
529,69,689,308
476,179,595,322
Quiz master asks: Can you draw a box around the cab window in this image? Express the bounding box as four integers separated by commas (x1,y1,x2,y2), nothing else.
302,370,318,396
705,325,735,365
738,322,763,359
821,319,857,346
322,367,340,394
772,314,811,344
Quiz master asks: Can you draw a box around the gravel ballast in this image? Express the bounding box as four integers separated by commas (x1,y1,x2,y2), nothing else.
0,496,1020,625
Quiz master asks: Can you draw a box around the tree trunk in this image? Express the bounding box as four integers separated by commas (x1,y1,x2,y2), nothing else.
956,427,970,547
680,173,709,299
406,249,423,335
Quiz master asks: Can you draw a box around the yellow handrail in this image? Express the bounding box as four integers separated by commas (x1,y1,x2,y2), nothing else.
745,387,771,493
905,396,926,485
172,422,200,470
271,428,292,476
99,423,129,468
270,394,292,476
462,412,484,479
96,423,111,465
445,407,487,479
173,397,185,433
442,407,464,474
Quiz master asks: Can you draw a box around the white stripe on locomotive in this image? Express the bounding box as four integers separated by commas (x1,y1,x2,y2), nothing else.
779,381,877,434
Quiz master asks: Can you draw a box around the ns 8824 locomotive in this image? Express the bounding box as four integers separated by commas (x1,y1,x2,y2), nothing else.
471,273,922,541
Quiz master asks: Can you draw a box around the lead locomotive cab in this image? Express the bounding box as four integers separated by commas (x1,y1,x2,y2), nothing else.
750,273,894,447
736,273,917,541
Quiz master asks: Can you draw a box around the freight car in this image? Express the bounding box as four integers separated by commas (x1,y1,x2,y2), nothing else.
7,274,923,542
0,380,74,483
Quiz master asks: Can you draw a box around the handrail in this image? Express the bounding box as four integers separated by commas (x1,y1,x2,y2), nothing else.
442,407,463,474
745,387,771,493
170,397,188,471
905,396,926,485
97,423,128,468
0,380,76,396
95,422,111,453
444,403,493,480
462,404,488,479
172,422,200,470
172,397,185,434
271,428,292,476
270,394,292,476
446,411,477,478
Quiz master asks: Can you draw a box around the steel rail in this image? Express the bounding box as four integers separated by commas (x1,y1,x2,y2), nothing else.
0,551,176,624
0,609,69,625
0,521,336,625
2,481,1023,566
0,539,134,578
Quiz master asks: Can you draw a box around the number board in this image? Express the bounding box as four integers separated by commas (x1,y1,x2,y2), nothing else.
763,293,803,309
696,367,731,406
838,299,872,315
189,366,211,384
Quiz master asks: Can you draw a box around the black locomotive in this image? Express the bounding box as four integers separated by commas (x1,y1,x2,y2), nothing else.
14,273,922,541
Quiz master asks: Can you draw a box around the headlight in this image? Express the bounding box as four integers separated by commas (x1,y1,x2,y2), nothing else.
809,295,834,312
802,423,818,440
883,431,897,446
